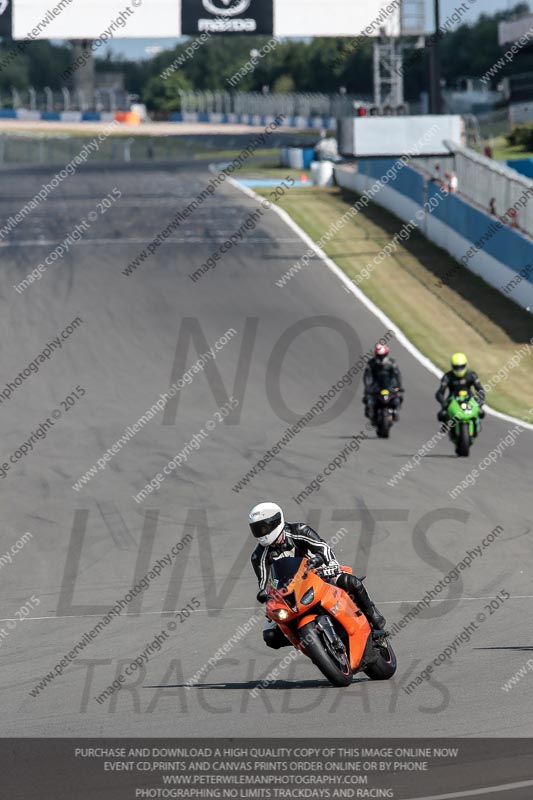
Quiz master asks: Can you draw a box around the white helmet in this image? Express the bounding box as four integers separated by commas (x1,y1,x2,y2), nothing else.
248,502,285,546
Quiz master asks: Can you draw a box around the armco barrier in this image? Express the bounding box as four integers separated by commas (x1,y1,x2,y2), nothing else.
169,112,335,129
335,162,533,310
0,109,334,128
0,110,116,123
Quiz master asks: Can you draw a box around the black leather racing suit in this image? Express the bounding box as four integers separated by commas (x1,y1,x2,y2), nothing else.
435,369,485,420
363,357,403,418
251,523,385,649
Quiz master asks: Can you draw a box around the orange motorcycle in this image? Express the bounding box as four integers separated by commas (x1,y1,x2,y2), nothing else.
265,556,396,686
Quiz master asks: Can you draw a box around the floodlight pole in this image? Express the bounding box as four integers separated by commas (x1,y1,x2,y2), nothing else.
429,0,442,113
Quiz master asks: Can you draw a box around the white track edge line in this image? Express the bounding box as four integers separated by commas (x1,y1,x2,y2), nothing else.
5,594,533,623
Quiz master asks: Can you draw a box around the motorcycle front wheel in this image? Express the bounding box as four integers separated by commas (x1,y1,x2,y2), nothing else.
457,422,470,457
364,638,397,680
299,621,353,687
377,411,391,438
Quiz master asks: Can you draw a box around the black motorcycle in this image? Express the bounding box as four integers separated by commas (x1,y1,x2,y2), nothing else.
366,380,403,439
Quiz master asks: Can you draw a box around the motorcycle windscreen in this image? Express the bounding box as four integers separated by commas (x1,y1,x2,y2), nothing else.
270,557,303,590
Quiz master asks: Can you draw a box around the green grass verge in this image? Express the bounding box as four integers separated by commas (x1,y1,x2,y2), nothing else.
199,149,280,162
491,134,533,161
250,174,532,422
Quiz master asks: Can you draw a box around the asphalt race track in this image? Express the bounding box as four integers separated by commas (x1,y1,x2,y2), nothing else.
0,157,532,742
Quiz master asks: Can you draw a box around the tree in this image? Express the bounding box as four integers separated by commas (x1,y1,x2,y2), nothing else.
272,74,295,93
27,41,70,89
0,50,30,95
436,2,533,88
0,40,69,95
141,71,191,112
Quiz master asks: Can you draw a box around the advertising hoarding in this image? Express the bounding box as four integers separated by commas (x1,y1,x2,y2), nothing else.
13,0,179,39
499,14,533,47
274,0,400,38
339,115,465,157
182,0,273,36
0,0,12,37
13,0,400,39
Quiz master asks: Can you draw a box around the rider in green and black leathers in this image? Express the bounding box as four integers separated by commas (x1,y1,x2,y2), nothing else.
436,353,486,422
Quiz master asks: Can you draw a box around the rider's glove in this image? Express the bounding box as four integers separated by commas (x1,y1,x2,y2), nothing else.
306,554,324,570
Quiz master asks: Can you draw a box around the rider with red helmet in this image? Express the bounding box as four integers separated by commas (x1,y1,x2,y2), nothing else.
363,342,404,422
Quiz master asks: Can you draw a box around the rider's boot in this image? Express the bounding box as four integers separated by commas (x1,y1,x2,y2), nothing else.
337,574,386,630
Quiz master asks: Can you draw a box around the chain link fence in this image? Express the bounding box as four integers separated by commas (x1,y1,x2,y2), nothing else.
475,108,511,140
2,87,133,113
0,131,313,166
2,88,369,117
0,134,172,164
177,91,370,118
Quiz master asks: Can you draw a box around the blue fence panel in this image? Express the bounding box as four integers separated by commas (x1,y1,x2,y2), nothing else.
505,159,533,179
302,147,315,168
358,157,425,206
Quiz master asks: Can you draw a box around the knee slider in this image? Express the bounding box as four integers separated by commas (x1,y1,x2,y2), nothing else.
263,629,282,649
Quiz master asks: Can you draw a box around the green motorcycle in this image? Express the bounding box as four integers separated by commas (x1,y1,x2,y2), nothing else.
446,390,481,457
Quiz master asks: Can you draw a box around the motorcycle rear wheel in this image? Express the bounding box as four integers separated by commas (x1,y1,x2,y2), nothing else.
299,621,353,687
